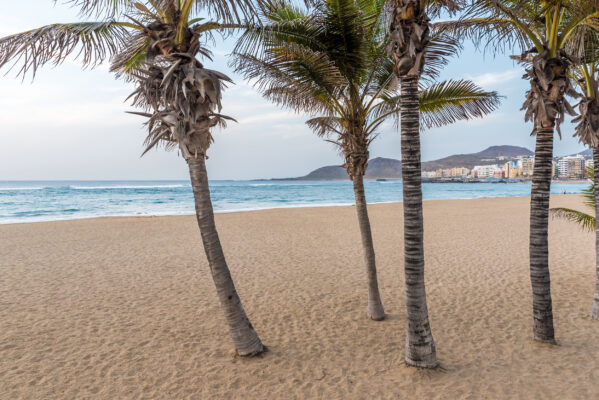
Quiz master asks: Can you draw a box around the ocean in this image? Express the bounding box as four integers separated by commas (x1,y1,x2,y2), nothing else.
0,180,590,224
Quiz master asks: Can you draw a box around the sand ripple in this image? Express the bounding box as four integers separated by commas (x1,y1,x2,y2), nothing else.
1,195,598,399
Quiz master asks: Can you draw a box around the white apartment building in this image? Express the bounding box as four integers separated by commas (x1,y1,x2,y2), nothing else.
472,164,503,178
558,155,586,178
586,158,594,170
558,157,569,177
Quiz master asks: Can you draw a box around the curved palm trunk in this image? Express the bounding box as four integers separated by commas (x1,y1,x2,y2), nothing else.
352,174,385,321
529,127,556,342
400,75,437,367
592,148,599,320
187,156,265,356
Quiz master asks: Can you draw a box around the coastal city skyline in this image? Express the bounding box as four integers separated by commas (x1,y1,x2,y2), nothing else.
424,153,592,181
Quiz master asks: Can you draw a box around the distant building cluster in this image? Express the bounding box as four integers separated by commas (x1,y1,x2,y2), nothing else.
422,167,471,178
557,155,591,179
502,156,535,179
472,164,504,179
422,154,593,181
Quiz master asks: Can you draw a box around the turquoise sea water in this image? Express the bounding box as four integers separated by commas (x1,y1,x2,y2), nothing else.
0,180,589,224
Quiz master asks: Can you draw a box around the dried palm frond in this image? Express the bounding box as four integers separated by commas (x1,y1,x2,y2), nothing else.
513,46,580,138
68,0,266,24
387,0,430,77
573,96,599,148
129,57,234,159
0,21,129,78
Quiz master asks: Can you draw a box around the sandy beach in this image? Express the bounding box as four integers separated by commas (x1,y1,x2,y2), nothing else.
1,195,598,399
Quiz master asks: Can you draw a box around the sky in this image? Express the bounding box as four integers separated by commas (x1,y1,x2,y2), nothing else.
0,1,590,181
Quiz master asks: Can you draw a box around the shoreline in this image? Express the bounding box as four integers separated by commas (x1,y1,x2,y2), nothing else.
0,193,584,226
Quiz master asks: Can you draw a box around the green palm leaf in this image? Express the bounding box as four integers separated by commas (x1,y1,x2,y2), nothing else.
419,79,502,129
370,79,501,130
233,0,501,152
550,207,596,232
550,166,597,232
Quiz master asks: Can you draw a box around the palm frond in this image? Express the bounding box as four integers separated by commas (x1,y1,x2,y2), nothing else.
233,5,323,58
435,16,529,55
63,0,133,18
550,207,596,232
582,166,596,210
70,0,266,24
423,0,465,18
422,31,462,81
306,116,344,138
0,21,129,78
190,0,270,24
419,79,502,129
231,50,342,115
449,0,546,55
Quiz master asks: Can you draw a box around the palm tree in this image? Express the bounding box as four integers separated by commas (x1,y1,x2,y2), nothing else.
443,0,599,344
551,168,598,318
386,0,465,368
231,0,500,324
554,36,599,318
0,0,267,356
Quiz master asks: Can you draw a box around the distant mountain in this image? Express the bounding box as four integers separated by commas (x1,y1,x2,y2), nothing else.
294,145,533,180
301,157,402,180
568,148,592,157
365,158,403,178
476,145,534,158
421,145,533,170
302,165,348,180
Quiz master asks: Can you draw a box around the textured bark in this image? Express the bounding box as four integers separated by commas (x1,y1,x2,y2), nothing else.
352,174,385,321
529,128,556,342
592,148,599,320
400,75,437,368
387,0,429,77
519,46,576,343
188,156,265,356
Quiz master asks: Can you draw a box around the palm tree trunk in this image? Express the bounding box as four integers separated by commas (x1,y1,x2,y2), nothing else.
592,148,599,320
187,156,265,356
352,174,385,321
400,75,437,368
529,127,556,342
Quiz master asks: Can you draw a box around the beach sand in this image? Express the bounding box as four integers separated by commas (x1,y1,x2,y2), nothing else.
1,195,598,399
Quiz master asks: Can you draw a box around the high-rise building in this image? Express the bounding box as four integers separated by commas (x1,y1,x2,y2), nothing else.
450,167,470,177
569,156,585,178
558,157,569,177
558,155,586,179
504,161,518,179
520,157,534,177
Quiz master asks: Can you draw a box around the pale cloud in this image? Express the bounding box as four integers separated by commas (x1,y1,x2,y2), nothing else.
0,0,588,180
0,15,27,36
469,68,523,88
238,111,302,125
0,80,135,128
